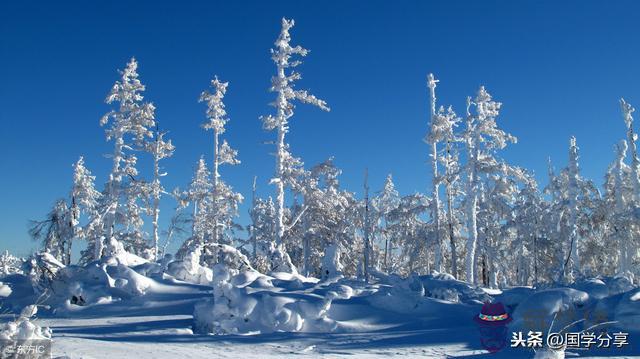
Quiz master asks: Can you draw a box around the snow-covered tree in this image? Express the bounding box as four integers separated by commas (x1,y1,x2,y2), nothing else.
200,76,241,245
175,157,213,258
618,99,640,276
565,136,581,281
425,74,444,273
386,193,430,275
70,157,103,263
29,200,75,265
260,18,330,273
0,251,23,277
462,87,516,284
564,137,580,281
438,107,463,278
362,169,372,282
545,138,601,283
513,174,544,286
621,99,640,204
425,74,461,274
247,177,277,273
204,180,244,247
144,128,174,261
476,164,526,287
295,158,358,277
372,174,401,272
601,140,632,277
100,57,156,258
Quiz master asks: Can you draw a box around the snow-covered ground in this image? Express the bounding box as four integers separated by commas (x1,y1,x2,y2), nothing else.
3,258,639,359
35,276,486,359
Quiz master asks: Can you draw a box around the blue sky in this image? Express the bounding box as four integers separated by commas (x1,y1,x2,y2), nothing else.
1,0,640,257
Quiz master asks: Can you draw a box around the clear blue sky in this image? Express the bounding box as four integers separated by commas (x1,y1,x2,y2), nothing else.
1,0,639,257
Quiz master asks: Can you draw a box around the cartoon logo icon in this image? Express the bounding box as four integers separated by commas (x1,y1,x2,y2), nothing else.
474,301,512,353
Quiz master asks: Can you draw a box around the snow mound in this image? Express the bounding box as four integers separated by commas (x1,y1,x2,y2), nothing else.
0,282,12,297
606,275,635,296
614,287,640,331
572,278,609,299
0,253,180,315
367,272,491,314
420,273,492,304
166,246,213,285
167,243,255,286
104,237,149,267
511,288,590,332
109,263,154,296
193,264,339,335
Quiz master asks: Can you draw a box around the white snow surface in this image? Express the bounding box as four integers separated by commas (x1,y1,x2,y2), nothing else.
1,265,639,358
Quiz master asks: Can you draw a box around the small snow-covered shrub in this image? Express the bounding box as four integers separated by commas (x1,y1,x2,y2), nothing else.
321,243,342,280
166,245,213,285
193,264,257,334
104,237,149,267
207,243,254,273
0,251,23,278
368,274,427,312
168,243,254,286
429,287,459,302
0,305,51,356
268,245,297,274
23,252,65,294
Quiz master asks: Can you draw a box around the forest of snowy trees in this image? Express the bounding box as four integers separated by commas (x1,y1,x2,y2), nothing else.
19,17,640,290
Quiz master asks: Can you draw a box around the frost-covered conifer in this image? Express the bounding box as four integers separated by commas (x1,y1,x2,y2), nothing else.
144,128,174,261
425,74,444,273
425,74,461,274
621,99,640,203
618,99,640,277
513,174,544,286
70,157,103,262
604,140,632,275
437,106,463,278
100,58,156,257
477,164,525,287
200,76,242,249
297,159,358,277
247,178,277,273
565,136,581,282
545,138,600,283
373,174,401,272
462,87,516,284
260,18,330,273
386,193,430,275
175,157,213,257
362,169,371,282
0,251,22,277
